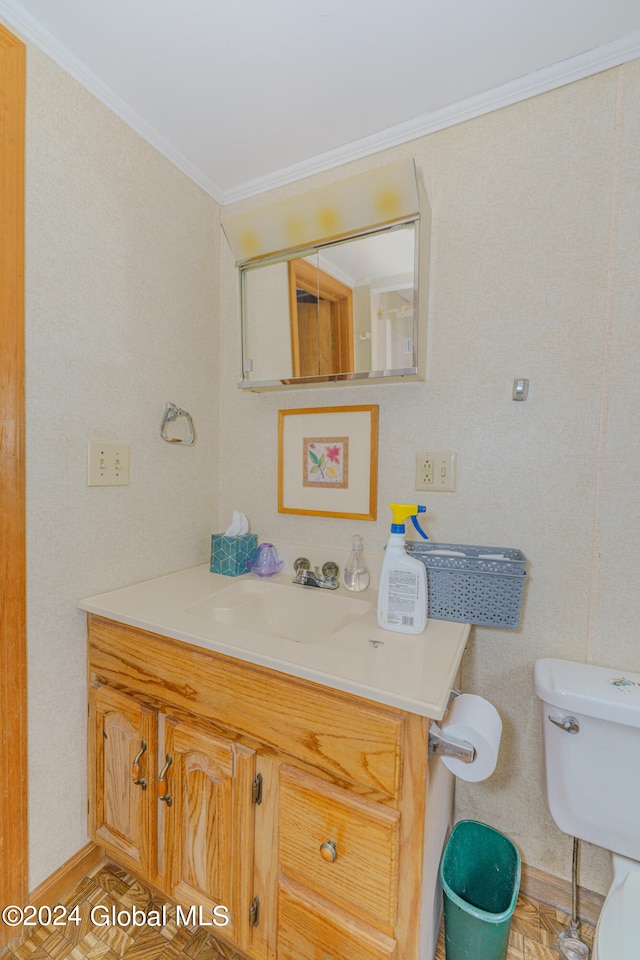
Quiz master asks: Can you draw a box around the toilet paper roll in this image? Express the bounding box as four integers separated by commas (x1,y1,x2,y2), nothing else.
440,693,502,782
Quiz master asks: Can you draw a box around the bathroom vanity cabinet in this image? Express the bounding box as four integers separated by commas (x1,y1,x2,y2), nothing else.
87,612,456,960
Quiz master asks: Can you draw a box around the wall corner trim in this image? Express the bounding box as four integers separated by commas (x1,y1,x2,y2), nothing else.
29,842,105,909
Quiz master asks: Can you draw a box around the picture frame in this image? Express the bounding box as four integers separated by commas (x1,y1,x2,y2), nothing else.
278,405,378,520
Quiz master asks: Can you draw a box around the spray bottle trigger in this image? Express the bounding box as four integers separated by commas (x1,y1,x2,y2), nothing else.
410,514,429,539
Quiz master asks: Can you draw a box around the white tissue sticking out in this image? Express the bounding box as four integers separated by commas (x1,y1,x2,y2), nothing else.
224,511,249,536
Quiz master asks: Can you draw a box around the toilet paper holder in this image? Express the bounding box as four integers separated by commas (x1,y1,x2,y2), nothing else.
428,690,477,764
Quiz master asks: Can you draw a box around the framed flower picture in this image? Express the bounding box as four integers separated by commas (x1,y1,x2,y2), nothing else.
278,405,378,519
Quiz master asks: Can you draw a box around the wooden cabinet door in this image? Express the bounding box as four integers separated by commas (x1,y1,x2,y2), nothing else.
88,682,157,878
164,718,256,952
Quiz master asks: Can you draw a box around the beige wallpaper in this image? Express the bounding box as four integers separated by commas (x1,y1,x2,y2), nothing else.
219,62,640,895
14,10,640,900
23,42,220,887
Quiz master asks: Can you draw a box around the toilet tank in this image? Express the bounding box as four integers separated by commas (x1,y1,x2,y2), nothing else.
534,658,640,861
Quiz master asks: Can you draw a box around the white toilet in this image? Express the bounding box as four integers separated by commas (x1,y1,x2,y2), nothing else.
534,657,640,960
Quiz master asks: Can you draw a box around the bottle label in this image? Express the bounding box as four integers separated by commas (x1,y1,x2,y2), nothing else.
386,570,419,626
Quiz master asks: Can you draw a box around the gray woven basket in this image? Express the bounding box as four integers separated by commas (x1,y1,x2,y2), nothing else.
405,542,527,629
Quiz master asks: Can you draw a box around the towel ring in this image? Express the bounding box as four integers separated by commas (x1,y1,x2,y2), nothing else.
160,402,196,445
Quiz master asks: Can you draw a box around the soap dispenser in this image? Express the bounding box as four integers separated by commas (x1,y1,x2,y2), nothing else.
343,535,370,592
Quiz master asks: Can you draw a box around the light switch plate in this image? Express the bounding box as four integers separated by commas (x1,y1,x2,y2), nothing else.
87,441,130,486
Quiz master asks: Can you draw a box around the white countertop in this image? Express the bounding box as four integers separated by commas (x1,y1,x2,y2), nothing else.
80,564,470,720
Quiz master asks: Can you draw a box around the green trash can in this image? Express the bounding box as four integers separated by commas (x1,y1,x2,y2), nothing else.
440,820,521,960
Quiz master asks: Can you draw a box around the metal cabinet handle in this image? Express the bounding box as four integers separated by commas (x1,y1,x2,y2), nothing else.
548,715,580,735
319,839,337,863
158,754,173,806
131,740,147,789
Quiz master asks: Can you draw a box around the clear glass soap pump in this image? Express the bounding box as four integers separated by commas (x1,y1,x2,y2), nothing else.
343,535,370,592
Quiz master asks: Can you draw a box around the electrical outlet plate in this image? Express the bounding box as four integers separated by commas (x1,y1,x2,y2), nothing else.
87,441,130,486
415,451,457,492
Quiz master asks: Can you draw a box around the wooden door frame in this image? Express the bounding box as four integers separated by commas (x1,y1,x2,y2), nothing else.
288,258,354,377
0,22,28,944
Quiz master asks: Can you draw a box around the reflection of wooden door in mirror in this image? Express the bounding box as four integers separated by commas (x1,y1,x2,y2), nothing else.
288,259,354,377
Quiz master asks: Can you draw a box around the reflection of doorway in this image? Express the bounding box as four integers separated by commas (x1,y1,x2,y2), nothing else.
0,23,27,943
288,259,354,377
371,288,415,371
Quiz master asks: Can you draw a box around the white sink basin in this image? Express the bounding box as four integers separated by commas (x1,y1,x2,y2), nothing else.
80,563,472,717
187,579,371,643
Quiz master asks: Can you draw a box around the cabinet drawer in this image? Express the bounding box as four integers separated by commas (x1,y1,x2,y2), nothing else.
278,878,396,960
279,766,399,934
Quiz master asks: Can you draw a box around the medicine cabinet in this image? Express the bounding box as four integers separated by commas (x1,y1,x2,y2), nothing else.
239,219,424,390
223,159,430,392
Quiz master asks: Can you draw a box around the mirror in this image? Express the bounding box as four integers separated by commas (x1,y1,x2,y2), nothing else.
239,220,420,389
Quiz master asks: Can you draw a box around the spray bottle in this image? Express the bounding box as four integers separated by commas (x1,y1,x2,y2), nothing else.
377,504,429,634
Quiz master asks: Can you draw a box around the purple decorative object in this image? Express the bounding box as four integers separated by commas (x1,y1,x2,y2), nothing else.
248,543,284,578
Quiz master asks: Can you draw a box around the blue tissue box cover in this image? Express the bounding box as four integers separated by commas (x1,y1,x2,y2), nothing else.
210,533,258,576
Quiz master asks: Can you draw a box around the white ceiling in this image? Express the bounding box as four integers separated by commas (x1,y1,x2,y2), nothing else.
2,0,640,203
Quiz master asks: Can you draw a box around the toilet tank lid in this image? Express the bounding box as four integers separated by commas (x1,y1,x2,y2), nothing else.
534,658,640,728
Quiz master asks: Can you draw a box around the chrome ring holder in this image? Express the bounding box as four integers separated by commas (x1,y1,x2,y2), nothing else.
160,402,196,445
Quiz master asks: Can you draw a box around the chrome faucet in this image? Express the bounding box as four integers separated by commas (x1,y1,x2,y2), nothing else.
292,558,340,590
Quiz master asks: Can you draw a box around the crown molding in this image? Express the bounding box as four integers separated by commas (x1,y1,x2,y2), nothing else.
0,0,226,203
2,0,639,207
224,31,640,204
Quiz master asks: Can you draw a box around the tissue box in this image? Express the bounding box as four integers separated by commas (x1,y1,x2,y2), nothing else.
210,534,258,577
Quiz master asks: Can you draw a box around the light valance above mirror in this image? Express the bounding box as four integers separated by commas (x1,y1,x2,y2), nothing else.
222,160,430,391
224,159,420,264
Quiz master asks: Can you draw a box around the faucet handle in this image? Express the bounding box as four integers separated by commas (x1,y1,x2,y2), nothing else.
294,557,311,574
321,561,339,581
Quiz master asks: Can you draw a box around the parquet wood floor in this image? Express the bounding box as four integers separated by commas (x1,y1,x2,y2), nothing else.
1,861,596,960
435,888,596,959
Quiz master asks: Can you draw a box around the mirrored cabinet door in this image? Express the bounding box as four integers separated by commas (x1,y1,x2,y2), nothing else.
240,219,419,389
